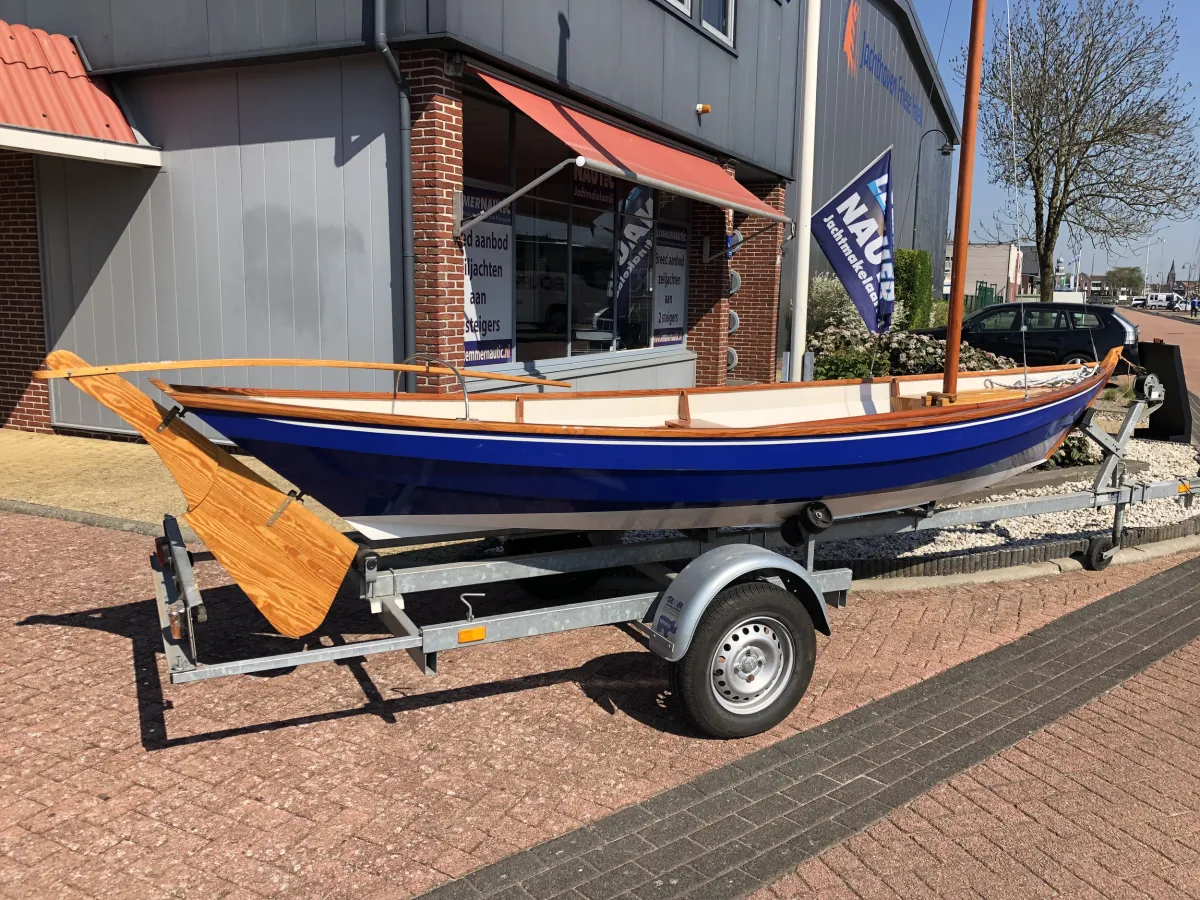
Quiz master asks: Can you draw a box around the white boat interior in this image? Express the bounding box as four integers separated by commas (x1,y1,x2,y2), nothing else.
240,366,1086,429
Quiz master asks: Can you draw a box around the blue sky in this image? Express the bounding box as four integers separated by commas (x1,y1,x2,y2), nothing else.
909,0,1200,281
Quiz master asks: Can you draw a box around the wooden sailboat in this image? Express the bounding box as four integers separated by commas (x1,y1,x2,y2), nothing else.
36,0,1080,639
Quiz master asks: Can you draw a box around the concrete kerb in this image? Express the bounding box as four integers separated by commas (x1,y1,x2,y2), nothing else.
4,496,1199,591
850,534,1200,591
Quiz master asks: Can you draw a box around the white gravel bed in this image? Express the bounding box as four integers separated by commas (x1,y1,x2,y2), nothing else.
812,438,1199,562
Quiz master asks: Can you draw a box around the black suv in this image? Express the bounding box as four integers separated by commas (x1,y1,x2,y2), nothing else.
916,302,1139,366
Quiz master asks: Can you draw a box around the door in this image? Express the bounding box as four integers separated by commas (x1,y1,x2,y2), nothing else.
962,306,1020,357
1019,307,1069,364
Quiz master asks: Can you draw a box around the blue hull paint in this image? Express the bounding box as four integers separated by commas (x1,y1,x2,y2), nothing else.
190,382,1100,526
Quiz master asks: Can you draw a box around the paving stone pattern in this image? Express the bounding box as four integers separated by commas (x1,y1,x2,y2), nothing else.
426,555,1200,900
761,634,1200,898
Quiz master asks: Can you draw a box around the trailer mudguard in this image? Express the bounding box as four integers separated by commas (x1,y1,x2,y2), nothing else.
646,544,831,663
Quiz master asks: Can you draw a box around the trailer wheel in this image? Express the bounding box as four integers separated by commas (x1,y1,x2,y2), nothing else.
1084,536,1115,571
670,581,816,738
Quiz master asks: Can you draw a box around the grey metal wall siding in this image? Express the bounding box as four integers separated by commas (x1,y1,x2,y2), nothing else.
38,55,401,433
778,0,954,344
446,0,803,178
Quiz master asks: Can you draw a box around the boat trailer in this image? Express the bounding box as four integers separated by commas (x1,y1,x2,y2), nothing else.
150,373,1195,738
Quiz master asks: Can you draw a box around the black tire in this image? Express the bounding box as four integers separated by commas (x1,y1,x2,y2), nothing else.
1084,536,1115,571
670,581,817,739
1061,352,1094,365
507,533,604,600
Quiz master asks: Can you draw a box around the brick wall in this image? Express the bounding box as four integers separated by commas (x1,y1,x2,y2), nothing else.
687,189,733,388
405,51,464,393
729,182,786,384
0,150,50,433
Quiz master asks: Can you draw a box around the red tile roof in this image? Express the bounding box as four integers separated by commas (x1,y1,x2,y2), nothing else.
0,20,136,144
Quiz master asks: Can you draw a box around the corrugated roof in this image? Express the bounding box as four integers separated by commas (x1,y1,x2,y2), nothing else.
0,20,136,144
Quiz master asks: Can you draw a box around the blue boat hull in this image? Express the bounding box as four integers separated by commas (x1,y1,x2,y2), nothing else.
191,381,1101,539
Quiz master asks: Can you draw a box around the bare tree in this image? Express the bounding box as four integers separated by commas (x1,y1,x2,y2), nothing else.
974,0,1200,301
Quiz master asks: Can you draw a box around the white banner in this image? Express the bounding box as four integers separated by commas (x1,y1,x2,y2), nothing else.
653,224,688,346
462,189,514,366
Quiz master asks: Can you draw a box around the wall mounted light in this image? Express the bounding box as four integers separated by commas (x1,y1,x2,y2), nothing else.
696,103,712,115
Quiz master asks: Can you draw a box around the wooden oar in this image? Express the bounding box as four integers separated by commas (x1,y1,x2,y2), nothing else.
33,357,571,389
44,350,359,639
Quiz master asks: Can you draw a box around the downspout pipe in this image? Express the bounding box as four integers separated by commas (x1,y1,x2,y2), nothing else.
374,0,418,393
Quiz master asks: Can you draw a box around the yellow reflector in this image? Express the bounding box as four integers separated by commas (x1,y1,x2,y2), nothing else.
458,626,486,644
1180,482,1191,494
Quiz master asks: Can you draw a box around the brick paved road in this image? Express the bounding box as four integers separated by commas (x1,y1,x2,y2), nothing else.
762,634,1200,899
429,555,1200,899
0,511,1194,899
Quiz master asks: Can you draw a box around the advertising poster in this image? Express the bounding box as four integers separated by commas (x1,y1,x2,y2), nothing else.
811,147,896,332
615,185,655,324
653,225,688,346
462,189,514,366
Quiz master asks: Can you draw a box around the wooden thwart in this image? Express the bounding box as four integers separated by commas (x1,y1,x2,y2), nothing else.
33,357,572,389
44,350,359,639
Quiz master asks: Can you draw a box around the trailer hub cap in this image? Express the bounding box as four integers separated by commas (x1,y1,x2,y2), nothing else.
710,616,794,715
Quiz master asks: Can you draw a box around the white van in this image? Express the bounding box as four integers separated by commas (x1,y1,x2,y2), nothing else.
1147,292,1185,309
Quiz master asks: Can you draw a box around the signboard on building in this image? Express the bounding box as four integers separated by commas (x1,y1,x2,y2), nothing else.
462,189,514,366
812,147,896,333
653,225,688,346
573,167,615,208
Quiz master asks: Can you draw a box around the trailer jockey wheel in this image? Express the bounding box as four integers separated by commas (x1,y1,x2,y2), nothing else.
1084,536,1115,571
670,581,817,739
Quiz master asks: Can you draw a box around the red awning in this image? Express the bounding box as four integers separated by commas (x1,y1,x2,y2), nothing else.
0,19,160,167
476,71,789,225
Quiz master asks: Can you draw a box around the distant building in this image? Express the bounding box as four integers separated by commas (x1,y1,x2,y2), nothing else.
943,242,1022,302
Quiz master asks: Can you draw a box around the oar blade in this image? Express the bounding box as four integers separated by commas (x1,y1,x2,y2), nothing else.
42,350,358,638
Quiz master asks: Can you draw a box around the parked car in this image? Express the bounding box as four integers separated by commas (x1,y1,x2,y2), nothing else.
915,302,1139,367
1130,296,1147,308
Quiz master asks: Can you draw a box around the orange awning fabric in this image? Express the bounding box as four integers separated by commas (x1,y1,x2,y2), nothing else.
477,71,789,225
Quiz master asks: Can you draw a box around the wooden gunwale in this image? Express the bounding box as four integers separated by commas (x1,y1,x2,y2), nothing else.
149,359,1102,405
157,351,1117,441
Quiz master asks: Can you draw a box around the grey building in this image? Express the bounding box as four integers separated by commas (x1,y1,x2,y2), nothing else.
0,0,959,436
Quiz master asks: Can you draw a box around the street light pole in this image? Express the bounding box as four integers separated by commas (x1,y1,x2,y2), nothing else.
910,128,954,251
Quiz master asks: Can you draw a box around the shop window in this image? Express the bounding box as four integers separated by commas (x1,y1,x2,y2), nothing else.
701,0,735,44
463,93,512,188
514,196,571,363
461,92,694,367
570,202,616,355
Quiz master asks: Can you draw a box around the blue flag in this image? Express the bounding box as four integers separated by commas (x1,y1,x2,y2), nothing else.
812,148,896,332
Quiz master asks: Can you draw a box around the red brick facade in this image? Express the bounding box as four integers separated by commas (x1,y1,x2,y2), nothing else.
687,197,733,388
406,52,465,393
729,183,786,384
0,150,50,433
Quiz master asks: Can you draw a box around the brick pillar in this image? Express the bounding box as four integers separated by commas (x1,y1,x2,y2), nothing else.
0,150,50,433
729,182,786,384
404,51,464,393
687,193,733,388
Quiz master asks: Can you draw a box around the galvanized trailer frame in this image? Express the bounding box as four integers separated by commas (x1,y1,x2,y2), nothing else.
150,373,1194,694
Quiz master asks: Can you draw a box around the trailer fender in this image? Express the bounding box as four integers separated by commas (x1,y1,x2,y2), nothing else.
646,544,831,663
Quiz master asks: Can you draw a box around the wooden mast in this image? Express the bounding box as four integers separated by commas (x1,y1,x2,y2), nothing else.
942,0,989,398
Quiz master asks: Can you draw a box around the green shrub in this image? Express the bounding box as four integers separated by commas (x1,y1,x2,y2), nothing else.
814,344,891,381
930,300,949,328
895,248,933,329
805,274,859,335
1039,432,1100,469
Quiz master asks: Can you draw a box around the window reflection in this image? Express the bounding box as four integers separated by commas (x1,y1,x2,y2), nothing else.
570,204,616,354
514,196,570,362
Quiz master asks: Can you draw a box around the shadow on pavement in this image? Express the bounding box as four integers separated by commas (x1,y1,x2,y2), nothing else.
18,586,691,751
